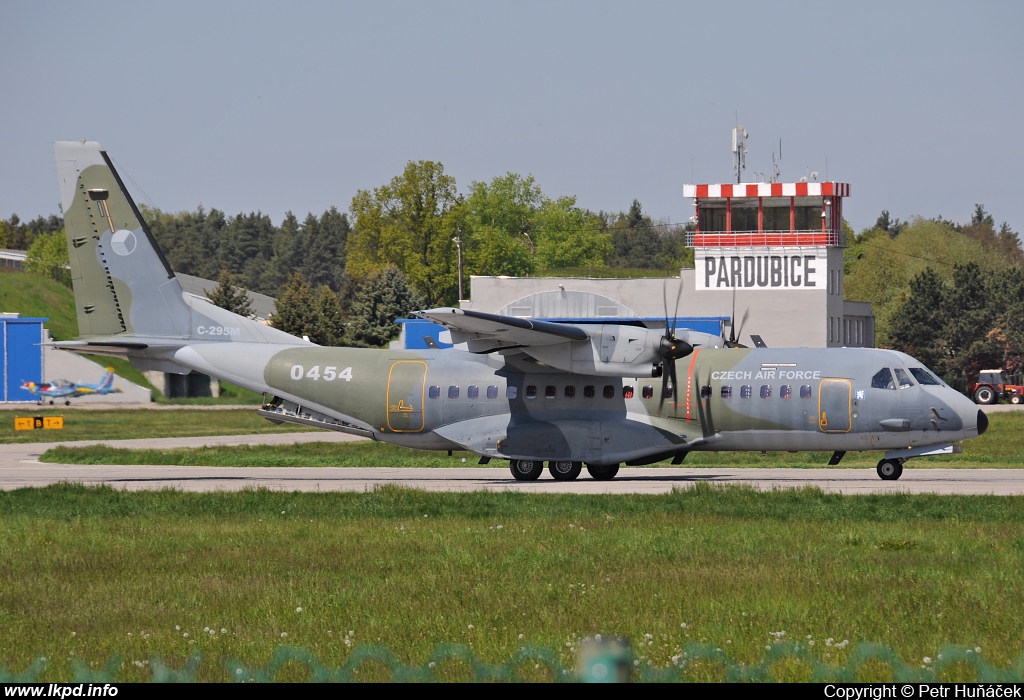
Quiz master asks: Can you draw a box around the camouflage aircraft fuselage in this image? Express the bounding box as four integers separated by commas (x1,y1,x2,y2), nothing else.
51,140,987,475
229,343,981,464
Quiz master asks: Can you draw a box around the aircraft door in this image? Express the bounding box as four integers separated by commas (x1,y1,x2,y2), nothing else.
386,361,427,432
818,378,852,433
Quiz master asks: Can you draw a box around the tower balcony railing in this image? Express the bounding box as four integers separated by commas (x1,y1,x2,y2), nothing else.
686,230,849,248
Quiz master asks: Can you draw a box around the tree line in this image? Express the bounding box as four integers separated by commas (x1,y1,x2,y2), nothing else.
11,162,692,347
847,204,1024,388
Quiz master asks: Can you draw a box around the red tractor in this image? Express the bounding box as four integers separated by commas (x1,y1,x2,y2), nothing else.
969,368,1024,405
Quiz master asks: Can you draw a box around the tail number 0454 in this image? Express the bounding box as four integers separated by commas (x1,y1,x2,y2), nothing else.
289,365,353,381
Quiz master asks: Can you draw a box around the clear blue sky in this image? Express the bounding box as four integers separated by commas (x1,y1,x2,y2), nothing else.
3,1,1022,234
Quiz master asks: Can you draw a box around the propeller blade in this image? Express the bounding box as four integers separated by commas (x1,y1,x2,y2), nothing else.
671,280,683,337
659,362,670,414
728,287,738,344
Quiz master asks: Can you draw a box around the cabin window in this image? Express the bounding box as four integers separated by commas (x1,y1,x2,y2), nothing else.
721,385,732,399
428,385,440,399
467,385,479,400
700,385,712,399
894,368,914,389
623,385,635,399
909,368,942,386
642,385,654,399
526,385,537,399
800,384,812,399
448,386,460,399
871,368,896,390
780,384,792,399
506,386,518,399
760,385,772,399
565,385,576,399
604,385,615,399
487,385,498,399
740,385,752,399
584,385,595,398
545,385,557,399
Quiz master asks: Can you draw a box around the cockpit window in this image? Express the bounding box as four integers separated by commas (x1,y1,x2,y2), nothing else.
871,368,896,390
909,367,942,386
894,368,914,389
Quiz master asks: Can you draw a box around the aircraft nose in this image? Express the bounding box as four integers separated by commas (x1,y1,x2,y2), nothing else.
977,409,989,436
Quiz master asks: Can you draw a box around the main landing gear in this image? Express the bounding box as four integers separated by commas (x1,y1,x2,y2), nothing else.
548,460,583,481
876,458,905,481
508,460,619,481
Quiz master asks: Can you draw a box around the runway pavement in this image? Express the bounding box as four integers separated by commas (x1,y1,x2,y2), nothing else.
3,431,1024,495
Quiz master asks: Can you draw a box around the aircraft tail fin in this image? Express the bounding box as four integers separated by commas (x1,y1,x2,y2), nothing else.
99,369,115,391
54,141,305,352
56,141,189,339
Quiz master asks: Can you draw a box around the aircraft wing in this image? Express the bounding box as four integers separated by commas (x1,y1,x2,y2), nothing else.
414,308,588,353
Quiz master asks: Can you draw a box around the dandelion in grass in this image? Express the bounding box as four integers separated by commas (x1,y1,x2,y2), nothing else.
296,607,303,613
221,628,227,634
924,656,932,664
518,634,524,640
468,624,474,630
182,632,189,638
281,632,288,638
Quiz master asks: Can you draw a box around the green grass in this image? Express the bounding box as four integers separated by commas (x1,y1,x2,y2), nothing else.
39,411,1024,469
0,270,78,340
1,484,1024,681
2,409,311,445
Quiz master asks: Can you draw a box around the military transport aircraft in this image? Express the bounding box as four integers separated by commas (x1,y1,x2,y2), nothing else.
50,141,987,481
20,369,121,405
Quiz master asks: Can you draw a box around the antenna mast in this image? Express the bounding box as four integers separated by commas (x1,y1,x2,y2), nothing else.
732,125,748,184
771,139,782,183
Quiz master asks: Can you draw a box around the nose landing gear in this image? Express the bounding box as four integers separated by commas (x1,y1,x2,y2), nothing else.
876,458,904,481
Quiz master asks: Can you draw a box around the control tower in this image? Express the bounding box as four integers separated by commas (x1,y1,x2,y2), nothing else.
682,180,872,348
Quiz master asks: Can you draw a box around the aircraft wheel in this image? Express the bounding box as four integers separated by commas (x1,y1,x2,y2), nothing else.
510,459,543,481
548,460,582,481
64,400,71,406
586,463,620,481
48,400,54,405
974,387,996,405
876,459,904,481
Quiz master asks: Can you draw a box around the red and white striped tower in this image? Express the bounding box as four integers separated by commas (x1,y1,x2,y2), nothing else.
682,180,867,347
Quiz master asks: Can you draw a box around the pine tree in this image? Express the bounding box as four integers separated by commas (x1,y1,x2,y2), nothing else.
270,272,316,339
346,266,424,347
205,269,254,317
311,285,346,346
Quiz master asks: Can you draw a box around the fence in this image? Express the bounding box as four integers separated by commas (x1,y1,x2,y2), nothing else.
3,641,1023,683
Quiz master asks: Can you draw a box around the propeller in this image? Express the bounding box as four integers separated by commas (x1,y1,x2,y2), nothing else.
724,287,749,348
658,281,694,414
